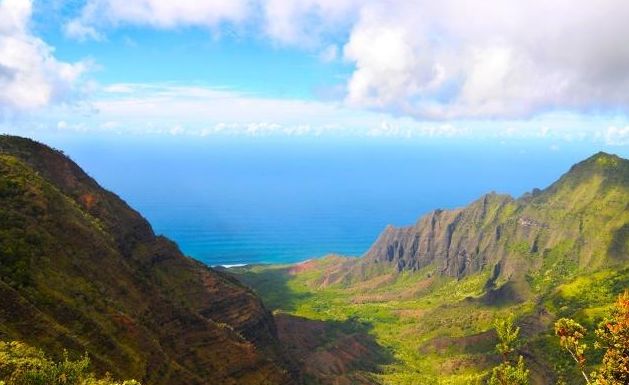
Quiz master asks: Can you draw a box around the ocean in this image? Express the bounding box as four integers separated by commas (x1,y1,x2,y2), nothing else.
44,135,618,267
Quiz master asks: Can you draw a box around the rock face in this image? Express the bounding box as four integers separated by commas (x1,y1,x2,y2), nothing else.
364,193,514,277
350,152,629,286
0,136,296,385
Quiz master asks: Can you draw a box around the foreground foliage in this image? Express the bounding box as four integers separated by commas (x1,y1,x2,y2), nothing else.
0,341,139,385
555,292,629,385
554,318,590,383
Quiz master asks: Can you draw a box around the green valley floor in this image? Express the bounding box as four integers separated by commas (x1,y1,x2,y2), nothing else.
232,258,629,385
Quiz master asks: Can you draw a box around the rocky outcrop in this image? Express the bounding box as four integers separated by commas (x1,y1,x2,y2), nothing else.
0,136,296,385
363,193,514,277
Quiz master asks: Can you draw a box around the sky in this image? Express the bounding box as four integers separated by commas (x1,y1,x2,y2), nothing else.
1,0,629,146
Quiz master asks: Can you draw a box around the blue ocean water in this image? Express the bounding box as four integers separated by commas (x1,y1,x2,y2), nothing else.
44,136,621,266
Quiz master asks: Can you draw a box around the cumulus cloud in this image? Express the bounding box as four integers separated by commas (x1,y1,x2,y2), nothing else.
343,0,629,119
0,0,87,112
65,0,629,120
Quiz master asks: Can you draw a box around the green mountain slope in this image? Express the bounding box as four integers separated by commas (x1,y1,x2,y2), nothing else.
341,152,629,290
0,135,296,385
233,152,629,385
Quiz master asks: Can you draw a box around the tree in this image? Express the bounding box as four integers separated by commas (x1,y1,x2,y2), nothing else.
591,291,629,385
554,318,591,384
554,291,629,385
488,315,530,385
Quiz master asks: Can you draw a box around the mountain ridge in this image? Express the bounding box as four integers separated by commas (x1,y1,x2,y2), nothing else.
232,151,629,384
0,135,297,385
321,151,629,290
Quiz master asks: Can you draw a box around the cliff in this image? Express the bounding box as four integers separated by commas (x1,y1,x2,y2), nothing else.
338,152,629,290
0,135,296,385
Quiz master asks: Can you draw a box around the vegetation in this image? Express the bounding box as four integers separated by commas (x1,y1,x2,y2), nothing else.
554,318,590,383
554,292,629,385
231,152,629,384
1,138,628,385
489,316,529,385
488,357,529,385
234,262,532,384
235,259,629,385
593,292,629,384
0,341,139,385
0,135,296,385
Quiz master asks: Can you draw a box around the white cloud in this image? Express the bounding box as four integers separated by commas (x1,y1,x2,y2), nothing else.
343,0,629,119
0,0,87,112
261,0,362,45
66,0,629,119
67,0,251,39
28,82,492,138
88,83,365,132
8,81,629,143
604,126,629,146
69,0,362,46
64,19,103,41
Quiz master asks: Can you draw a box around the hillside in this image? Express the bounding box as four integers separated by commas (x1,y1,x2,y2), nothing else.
331,152,629,288
233,152,629,385
0,135,296,385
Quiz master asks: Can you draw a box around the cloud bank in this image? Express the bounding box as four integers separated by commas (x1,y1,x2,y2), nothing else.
66,0,629,120
9,82,615,145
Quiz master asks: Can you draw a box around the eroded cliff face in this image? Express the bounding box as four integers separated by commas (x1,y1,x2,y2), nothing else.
348,152,629,286
0,136,296,385
363,193,515,277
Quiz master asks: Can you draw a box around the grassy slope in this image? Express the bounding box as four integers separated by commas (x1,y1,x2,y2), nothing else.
233,153,629,385
235,261,629,384
235,262,513,384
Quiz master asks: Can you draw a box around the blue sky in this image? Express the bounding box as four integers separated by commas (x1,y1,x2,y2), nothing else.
40,23,351,99
1,0,629,147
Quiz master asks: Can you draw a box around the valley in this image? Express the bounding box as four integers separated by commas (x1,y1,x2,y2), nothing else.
1,136,627,385
232,152,629,385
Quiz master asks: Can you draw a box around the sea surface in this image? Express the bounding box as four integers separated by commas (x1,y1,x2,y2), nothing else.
44,135,620,266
